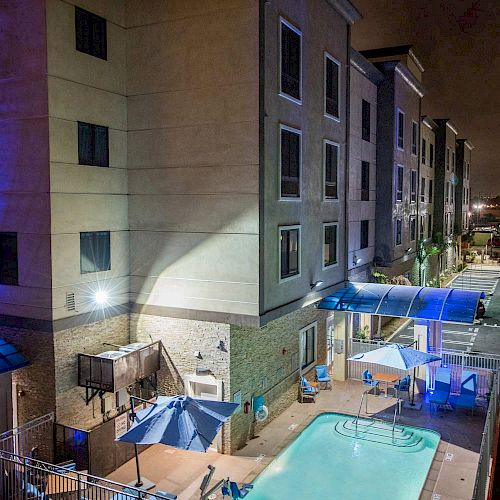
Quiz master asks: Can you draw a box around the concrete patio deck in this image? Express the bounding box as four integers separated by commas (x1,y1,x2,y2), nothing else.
107,379,486,500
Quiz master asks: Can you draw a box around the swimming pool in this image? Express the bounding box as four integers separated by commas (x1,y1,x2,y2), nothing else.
247,413,440,500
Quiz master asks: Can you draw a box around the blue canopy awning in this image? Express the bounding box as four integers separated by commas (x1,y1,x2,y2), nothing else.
0,338,29,374
318,283,486,325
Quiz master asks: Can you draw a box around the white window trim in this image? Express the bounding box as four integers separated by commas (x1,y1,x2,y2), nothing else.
396,107,405,151
322,222,339,270
411,120,418,156
279,17,303,106
395,164,404,203
299,321,318,374
278,224,301,283
324,52,341,122
410,169,417,203
394,217,403,246
279,123,302,201
323,139,340,202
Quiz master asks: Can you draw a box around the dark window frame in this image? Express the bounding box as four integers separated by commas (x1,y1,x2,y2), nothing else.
429,143,434,167
395,165,404,202
396,109,405,150
280,226,300,280
360,220,369,249
300,324,316,370
75,7,107,60
80,231,111,274
420,177,426,202
410,169,417,203
78,122,109,167
0,232,18,286
325,53,340,119
411,121,418,155
395,218,403,246
280,19,302,103
323,223,338,268
361,99,371,141
421,138,426,165
324,141,339,200
410,216,417,242
280,125,301,199
361,161,370,201
429,179,433,203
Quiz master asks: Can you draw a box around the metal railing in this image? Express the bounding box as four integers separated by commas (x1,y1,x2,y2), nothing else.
473,371,500,500
0,413,54,462
0,449,175,500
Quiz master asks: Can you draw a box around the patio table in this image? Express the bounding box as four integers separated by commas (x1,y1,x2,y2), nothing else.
373,373,400,398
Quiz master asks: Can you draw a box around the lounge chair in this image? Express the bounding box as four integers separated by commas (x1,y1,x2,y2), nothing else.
453,370,478,415
429,367,451,412
362,369,379,395
315,364,332,390
300,376,318,403
394,375,411,399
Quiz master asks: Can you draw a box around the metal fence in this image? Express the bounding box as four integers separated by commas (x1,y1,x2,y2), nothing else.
473,371,500,500
0,449,174,500
0,414,54,462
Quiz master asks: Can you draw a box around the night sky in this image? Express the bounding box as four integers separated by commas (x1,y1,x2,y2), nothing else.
351,0,499,197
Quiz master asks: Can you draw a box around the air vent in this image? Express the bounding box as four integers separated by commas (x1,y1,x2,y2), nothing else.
66,292,76,312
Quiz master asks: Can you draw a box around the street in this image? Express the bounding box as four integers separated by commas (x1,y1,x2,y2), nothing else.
390,265,500,354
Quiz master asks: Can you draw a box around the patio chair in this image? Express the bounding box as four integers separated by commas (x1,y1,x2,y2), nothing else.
155,491,178,499
429,367,451,412
453,370,478,415
362,370,379,395
394,375,411,399
315,364,332,390
299,376,318,403
221,479,253,499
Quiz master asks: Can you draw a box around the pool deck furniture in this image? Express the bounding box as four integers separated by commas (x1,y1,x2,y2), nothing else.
362,370,379,395
394,375,411,400
429,367,452,413
300,376,319,403
373,373,399,398
452,370,478,415
315,364,332,390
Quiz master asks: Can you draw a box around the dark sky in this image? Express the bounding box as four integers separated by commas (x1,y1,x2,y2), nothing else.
351,0,500,197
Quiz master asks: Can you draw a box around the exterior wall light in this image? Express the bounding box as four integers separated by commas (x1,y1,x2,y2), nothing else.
406,247,412,253
94,290,109,305
310,280,324,289
353,255,361,265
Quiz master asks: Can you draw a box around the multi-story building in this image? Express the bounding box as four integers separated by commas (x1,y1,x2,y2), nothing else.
0,0,361,464
360,46,425,282
433,119,459,272
455,139,473,258
347,50,382,282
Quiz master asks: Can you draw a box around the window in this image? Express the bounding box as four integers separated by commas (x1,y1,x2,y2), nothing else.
396,109,404,150
361,161,369,201
446,148,450,170
429,143,434,167
75,7,107,60
323,223,338,267
410,216,416,241
360,220,369,249
324,141,339,200
449,182,454,204
362,100,370,141
419,215,425,240
429,179,433,203
427,214,432,238
452,151,455,170
420,177,426,202
280,226,300,280
410,170,417,203
0,232,18,285
412,121,418,155
325,54,340,119
395,165,404,202
80,231,111,274
280,19,301,102
300,323,317,371
445,182,450,204
395,218,402,246
78,122,109,167
280,126,301,198
421,138,426,165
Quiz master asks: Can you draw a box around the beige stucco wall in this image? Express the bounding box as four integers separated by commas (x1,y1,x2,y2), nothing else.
348,64,377,274
261,0,348,316
126,0,260,320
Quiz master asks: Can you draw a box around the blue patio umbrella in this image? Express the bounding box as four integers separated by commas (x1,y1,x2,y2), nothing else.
348,344,441,406
117,395,238,489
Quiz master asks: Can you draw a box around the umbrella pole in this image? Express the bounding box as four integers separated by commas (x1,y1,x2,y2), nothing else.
134,443,143,487
411,366,417,406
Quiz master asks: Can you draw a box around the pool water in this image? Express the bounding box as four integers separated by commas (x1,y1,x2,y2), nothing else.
247,413,440,500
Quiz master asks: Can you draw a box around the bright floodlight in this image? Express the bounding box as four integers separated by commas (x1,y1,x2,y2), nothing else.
95,290,109,305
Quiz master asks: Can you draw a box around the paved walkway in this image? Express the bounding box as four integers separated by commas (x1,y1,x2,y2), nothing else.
107,380,486,500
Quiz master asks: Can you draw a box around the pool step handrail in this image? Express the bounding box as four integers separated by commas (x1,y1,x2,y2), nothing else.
392,399,401,444
355,388,371,436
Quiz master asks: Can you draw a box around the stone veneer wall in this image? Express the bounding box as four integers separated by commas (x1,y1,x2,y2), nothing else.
129,313,232,451
53,314,130,430
229,304,331,452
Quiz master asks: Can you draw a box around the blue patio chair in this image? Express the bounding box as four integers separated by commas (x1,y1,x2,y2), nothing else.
394,375,411,399
155,491,178,499
453,370,478,415
429,367,451,413
299,376,318,403
315,364,332,390
362,369,379,394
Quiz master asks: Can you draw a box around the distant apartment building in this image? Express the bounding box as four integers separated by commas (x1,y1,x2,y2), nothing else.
455,139,473,255
0,0,361,466
433,119,459,272
347,50,382,282
360,46,425,282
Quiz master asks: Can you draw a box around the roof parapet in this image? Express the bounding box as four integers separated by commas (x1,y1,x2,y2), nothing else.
327,0,362,25
350,49,384,85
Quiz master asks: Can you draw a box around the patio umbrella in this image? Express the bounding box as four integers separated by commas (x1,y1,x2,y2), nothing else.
117,395,238,489
348,344,441,406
